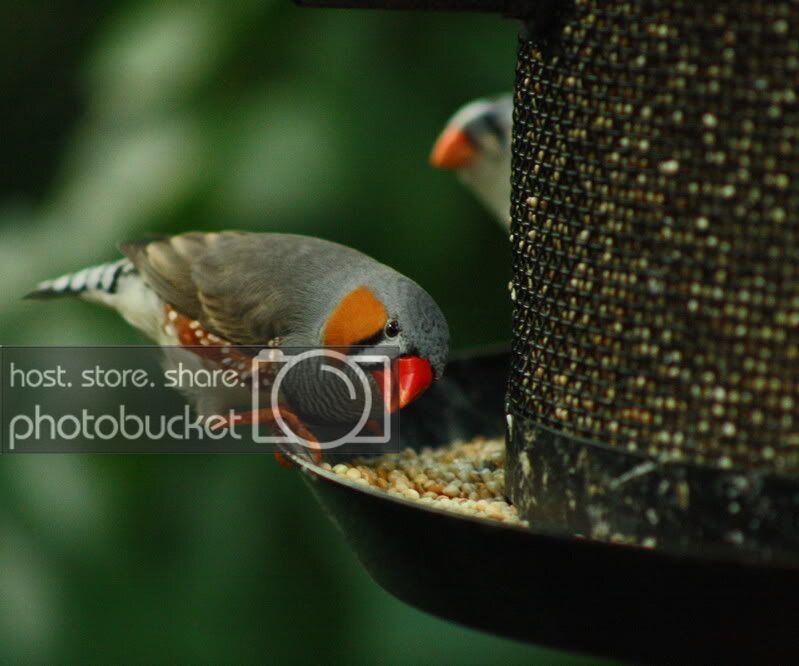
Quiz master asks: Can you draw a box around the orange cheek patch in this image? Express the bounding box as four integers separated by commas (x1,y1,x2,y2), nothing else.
323,286,387,348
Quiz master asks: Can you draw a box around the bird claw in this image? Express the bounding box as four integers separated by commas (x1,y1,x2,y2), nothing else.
211,406,322,467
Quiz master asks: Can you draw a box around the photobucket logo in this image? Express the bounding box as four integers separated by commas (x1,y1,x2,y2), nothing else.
251,348,392,450
7,405,241,451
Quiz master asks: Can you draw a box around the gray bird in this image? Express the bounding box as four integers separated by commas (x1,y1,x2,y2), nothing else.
430,94,513,227
28,232,450,458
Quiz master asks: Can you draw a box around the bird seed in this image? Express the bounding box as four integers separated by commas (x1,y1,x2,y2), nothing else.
320,437,527,527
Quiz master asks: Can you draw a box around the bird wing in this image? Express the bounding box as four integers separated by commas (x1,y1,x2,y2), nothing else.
120,232,302,345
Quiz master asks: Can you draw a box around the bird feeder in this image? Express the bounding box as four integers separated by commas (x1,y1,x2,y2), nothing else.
293,1,799,661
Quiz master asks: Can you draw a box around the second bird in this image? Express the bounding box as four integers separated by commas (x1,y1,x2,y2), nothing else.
430,93,513,228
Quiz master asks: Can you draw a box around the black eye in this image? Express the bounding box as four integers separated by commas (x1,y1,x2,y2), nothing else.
482,114,505,143
385,319,400,338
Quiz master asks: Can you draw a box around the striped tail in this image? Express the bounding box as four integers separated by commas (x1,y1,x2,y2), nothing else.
25,259,136,300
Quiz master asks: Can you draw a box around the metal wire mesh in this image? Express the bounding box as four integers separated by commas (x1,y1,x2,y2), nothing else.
509,1,799,474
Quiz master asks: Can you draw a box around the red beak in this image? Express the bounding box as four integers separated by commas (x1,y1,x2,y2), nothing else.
373,356,434,413
396,356,434,408
430,127,477,169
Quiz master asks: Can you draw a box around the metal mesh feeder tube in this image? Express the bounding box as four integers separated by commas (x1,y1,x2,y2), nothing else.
506,0,799,561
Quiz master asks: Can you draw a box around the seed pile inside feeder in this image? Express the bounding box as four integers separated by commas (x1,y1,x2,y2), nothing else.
320,437,527,526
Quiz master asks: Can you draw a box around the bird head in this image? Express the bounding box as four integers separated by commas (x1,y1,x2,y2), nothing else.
429,94,513,225
319,275,449,413
430,94,513,171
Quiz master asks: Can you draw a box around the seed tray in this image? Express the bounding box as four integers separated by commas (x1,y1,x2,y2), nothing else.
289,350,799,664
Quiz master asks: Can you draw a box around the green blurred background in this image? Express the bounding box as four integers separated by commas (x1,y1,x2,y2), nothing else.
0,2,602,663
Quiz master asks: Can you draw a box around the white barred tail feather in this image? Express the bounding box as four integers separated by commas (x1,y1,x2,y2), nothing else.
26,258,168,343
25,259,135,299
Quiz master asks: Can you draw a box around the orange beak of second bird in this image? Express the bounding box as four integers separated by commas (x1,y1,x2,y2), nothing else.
430,127,477,169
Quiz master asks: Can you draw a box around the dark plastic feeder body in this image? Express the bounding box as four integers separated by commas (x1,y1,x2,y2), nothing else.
293,0,799,662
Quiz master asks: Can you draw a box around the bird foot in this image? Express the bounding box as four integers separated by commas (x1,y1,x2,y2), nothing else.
212,406,322,466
